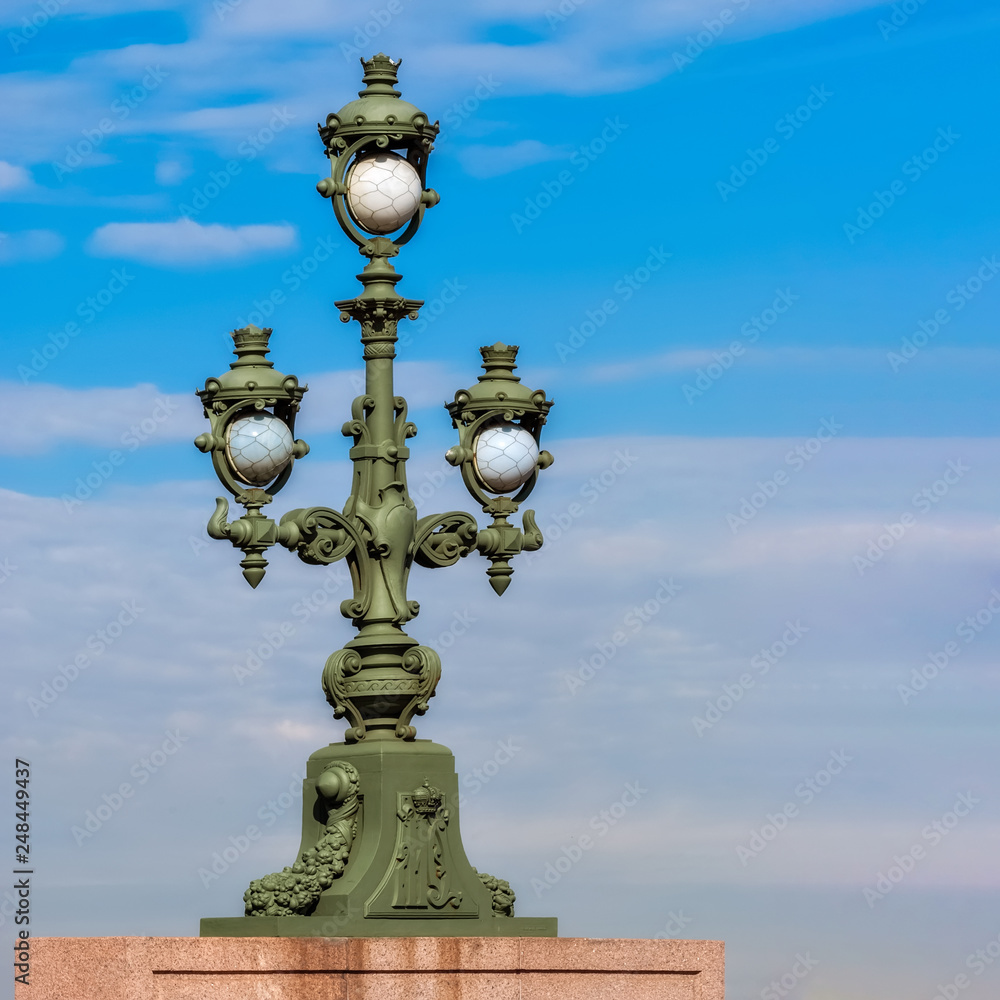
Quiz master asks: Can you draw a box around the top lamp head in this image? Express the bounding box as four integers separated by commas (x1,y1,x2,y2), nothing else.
317,54,440,248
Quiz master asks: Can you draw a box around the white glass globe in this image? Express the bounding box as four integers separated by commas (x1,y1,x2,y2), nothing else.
226,413,294,486
345,151,422,235
473,419,539,494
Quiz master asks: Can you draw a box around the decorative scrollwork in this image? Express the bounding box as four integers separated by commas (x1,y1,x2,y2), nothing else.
396,645,441,739
279,506,372,622
342,395,376,444
413,511,479,568
392,395,417,445
321,649,366,741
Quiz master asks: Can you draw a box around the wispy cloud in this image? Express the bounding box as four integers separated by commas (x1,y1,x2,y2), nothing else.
85,218,298,266
0,382,196,454
0,160,33,192
457,139,569,178
0,229,65,265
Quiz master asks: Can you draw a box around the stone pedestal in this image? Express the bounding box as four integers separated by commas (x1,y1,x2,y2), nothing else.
19,936,725,999
204,740,556,937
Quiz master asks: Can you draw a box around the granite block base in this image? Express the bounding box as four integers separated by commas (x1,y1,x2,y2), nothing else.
18,935,725,999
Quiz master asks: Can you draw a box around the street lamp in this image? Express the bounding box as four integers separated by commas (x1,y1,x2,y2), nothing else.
197,53,556,937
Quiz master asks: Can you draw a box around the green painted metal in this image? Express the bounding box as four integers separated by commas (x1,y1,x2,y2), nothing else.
201,741,557,938
196,53,555,936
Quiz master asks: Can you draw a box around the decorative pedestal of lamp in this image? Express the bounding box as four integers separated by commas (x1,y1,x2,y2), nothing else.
18,936,725,999
202,740,556,938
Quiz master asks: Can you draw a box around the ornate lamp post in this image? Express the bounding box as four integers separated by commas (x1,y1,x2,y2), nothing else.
197,54,556,937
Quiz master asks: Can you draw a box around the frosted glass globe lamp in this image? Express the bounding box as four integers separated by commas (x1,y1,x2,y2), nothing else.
225,412,295,487
446,342,554,508
345,152,423,235
473,419,540,495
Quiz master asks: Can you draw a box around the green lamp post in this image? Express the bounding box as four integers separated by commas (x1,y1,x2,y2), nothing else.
197,53,556,937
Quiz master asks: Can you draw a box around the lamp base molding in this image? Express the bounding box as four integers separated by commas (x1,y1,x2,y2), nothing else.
205,738,555,938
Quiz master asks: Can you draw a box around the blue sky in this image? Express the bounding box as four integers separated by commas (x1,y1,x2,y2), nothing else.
3,1,1000,997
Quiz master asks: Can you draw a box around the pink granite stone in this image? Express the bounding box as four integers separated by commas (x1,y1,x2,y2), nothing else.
347,935,520,971
18,936,724,1000
521,972,697,1000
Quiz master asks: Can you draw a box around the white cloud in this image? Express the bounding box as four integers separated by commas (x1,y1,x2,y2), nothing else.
85,218,298,266
0,229,65,265
0,382,198,454
154,158,192,185
457,139,569,178
568,346,1000,384
0,160,32,191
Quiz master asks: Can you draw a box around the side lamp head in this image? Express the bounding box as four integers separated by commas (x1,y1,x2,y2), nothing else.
195,325,309,501
445,342,553,508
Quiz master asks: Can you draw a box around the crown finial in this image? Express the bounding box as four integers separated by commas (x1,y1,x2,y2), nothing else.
230,325,275,368
478,342,521,382
358,53,402,98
